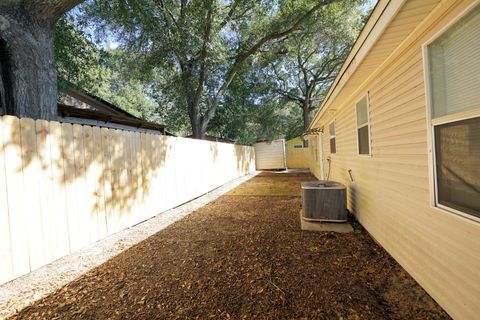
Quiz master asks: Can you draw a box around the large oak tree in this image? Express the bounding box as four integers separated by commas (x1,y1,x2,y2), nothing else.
0,0,84,119
82,0,340,138
262,1,365,131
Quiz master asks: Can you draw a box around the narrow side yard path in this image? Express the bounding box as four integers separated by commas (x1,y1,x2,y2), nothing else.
11,172,449,319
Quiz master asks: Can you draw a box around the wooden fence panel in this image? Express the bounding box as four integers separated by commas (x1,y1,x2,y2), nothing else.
0,117,13,283
156,135,169,215
134,133,145,222
101,128,113,236
117,130,129,230
62,123,81,252
127,132,136,225
106,129,121,235
83,126,99,244
92,126,107,239
174,138,187,205
0,115,255,285
35,120,56,263
20,118,45,271
2,116,30,277
163,136,177,210
143,133,154,218
73,124,90,248
140,133,149,220
50,121,70,258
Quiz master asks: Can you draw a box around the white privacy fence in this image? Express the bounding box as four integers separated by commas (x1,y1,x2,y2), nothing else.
0,115,255,285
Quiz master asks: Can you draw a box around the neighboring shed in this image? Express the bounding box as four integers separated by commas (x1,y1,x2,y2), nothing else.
285,136,310,169
58,88,166,135
306,1,480,319
254,139,286,170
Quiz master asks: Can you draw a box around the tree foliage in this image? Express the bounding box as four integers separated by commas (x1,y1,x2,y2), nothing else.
77,0,342,138
259,1,367,130
55,18,107,92
50,0,371,143
55,19,159,121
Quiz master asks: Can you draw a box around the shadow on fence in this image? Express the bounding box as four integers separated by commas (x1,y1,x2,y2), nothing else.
0,115,255,285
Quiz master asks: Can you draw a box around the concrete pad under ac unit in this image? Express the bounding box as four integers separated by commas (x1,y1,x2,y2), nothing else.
299,211,353,233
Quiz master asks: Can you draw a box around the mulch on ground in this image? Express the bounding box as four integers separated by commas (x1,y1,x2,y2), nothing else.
11,171,450,319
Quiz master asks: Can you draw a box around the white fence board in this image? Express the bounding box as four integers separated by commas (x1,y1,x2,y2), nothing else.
0,115,255,285
20,118,45,271
2,116,30,277
0,117,13,283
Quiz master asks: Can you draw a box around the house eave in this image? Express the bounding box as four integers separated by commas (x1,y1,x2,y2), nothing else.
308,0,407,130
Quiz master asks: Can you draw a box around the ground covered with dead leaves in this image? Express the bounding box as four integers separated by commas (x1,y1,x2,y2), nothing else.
11,172,449,319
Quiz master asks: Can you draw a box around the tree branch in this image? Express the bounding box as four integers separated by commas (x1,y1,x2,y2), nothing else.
25,0,85,21
275,88,304,104
194,0,214,118
157,0,179,29
201,0,338,131
218,0,241,30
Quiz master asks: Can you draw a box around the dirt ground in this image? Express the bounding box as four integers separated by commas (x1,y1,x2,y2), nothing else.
10,171,450,320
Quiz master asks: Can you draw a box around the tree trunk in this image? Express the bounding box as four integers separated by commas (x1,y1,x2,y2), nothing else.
189,113,205,139
0,11,57,119
302,98,312,131
182,73,206,139
0,0,85,119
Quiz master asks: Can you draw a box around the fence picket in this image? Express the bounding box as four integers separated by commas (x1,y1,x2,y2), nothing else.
83,126,99,243
0,117,13,283
62,123,81,252
164,136,177,209
50,121,70,258
118,130,130,229
133,133,143,222
35,120,56,263
92,126,107,239
101,128,114,235
20,118,45,271
2,116,30,277
72,124,90,247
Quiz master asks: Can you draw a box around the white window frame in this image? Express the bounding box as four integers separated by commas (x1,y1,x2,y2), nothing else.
422,1,480,223
355,94,372,156
329,120,336,154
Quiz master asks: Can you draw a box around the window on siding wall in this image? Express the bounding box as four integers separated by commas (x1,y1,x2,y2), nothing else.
428,5,480,219
356,96,371,155
329,121,336,154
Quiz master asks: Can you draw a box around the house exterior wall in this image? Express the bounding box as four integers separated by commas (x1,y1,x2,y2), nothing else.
285,137,310,169
309,1,480,319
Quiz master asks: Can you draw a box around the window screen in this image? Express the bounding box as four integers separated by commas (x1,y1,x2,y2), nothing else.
435,117,480,218
329,122,336,154
356,96,370,155
428,5,480,118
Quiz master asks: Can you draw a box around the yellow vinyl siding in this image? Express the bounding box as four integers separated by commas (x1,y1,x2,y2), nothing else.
309,1,480,319
285,137,310,169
